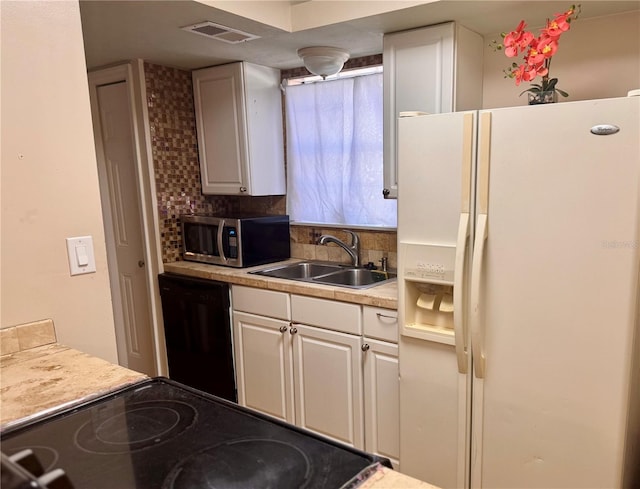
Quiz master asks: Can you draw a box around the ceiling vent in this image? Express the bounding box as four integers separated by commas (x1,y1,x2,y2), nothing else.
181,21,260,44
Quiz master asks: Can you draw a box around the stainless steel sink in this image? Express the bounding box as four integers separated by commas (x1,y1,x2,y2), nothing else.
312,268,397,288
250,262,345,279
250,261,396,289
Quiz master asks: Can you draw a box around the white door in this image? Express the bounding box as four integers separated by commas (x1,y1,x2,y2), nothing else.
291,323,364,448
471,98,640,488
94,82,156,375
233,311,295,423
363,337,400,468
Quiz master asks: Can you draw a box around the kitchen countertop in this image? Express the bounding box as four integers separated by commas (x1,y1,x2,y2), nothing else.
0,343,147,430
360,465,439,489
0,342,438,488
163,259,398,310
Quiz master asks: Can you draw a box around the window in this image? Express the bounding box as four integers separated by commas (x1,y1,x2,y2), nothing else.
285,70,397,228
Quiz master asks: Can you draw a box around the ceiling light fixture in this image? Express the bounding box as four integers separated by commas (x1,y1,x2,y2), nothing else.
297,46,350,79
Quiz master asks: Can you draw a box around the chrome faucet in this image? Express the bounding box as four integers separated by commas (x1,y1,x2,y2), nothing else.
317,230,361,267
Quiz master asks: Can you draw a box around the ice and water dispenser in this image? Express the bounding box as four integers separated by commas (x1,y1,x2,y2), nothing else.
399,242,458,343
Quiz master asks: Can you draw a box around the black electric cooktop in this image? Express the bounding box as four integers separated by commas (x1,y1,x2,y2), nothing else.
0,378,390,489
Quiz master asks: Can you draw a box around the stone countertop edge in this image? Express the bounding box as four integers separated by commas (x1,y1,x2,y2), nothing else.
0,343,147,431
359,465,440,489
163,260,398,310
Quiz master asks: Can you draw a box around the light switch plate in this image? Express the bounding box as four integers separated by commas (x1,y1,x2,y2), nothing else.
66,236,97,276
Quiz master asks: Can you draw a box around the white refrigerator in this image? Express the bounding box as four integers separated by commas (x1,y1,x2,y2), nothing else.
397,96,640,489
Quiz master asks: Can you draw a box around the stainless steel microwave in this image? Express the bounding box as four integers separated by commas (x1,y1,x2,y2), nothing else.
180,214,290,268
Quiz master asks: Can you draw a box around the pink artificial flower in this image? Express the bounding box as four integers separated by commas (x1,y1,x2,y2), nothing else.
497,4,578,92
537,36,559,58
528,61,549,79
522,67,539,82
512,64,526,85
543,14,571,38
525,46,542,65
503,20,535,57
526,37,558,65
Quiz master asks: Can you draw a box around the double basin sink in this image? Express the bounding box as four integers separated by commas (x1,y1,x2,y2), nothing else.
250,261,397,290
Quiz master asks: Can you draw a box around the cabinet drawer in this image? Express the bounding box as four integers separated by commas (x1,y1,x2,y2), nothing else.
232,285,290,320
363,306,398,343
291,295,361,335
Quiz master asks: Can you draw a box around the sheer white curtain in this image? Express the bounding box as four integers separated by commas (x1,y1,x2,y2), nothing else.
285,73,397,227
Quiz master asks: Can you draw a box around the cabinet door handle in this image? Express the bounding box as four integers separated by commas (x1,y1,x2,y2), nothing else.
279,325,288,333
375,312,397,322
138,260,145,268
239,186,247,193
382,188,390,197
361,343,370,352
289,327,298,335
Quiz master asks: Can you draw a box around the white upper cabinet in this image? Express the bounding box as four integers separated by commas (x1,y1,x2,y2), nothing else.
192,62,285,196
382,22,483,199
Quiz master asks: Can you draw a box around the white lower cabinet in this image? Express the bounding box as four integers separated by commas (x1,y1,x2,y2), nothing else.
363,337,399,468
362,306,400,468
233,311,294,423
232,286,399,458
291,323,363,448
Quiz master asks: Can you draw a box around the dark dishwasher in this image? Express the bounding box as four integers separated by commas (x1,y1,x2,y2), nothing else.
158,273,236,402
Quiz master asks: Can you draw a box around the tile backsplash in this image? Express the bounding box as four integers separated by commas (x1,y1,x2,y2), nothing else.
0,319,56,356
145,56,396,267
290,226,397,269
145,62,213,262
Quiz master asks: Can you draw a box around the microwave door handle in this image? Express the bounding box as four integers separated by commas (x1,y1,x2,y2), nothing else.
217,219,226,261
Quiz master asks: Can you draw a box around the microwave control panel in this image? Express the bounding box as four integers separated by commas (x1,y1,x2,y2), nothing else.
226,227,238,258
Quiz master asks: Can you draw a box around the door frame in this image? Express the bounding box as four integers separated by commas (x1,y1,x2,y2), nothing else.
88,60,167,375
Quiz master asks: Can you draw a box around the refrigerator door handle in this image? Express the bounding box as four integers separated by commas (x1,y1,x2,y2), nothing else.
470,213,488,378
453,212,470,374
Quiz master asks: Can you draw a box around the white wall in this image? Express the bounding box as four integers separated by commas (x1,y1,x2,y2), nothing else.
0,0,118,363
483,11,640,108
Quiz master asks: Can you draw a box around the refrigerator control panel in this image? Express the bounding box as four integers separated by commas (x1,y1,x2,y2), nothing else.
400,242,456,285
